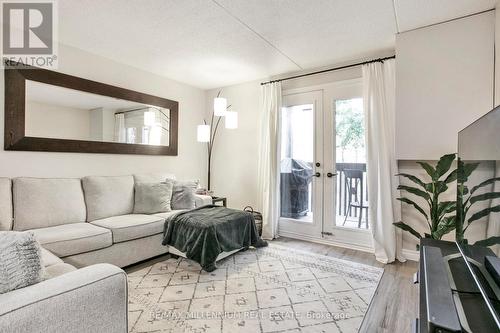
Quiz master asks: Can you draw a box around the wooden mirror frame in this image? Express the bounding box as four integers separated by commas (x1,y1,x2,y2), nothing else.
4,64,178,155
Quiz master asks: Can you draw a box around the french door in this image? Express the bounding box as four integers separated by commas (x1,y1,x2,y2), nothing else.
278,80,373,251
278,91,323,238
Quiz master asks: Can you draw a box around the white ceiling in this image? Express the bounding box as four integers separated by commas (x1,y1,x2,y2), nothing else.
58,0,496,89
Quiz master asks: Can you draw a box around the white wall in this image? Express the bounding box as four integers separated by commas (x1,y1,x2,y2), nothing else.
89,108,115,142
395,11,497,252
395,11,495,160
0,44,206,180
204,81,262,210
26,101,91,140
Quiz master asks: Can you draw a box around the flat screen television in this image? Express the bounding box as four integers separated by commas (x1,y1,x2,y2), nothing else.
457,105,500,330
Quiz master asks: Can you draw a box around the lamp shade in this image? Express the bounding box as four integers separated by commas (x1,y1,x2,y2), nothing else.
214,97,227,117
225,111,238,129
197,124,210,142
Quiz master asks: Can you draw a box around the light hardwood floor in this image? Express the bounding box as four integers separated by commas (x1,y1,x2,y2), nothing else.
272,237,419,333
126,237,419,333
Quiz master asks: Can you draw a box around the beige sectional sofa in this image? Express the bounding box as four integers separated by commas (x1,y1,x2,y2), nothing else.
0,174,212,333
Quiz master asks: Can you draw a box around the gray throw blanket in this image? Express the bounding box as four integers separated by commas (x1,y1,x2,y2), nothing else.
162,205,268,271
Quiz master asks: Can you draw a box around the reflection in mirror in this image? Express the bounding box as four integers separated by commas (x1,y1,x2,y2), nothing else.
458,106,500,252
25,80,170,146
457,105,500,328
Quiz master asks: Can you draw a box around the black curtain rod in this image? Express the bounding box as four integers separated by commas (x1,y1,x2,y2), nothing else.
260,55,395,85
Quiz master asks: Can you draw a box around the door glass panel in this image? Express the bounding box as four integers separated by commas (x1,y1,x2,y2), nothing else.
334,98,369,229
280,104,314,223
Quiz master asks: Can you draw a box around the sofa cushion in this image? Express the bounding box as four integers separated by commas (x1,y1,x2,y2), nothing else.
133,173,175,183
13,178,87,231
194,194,213,207
44,263,77,279
91,214,166,243
153,210,185,219
41,248,63,267
82,175,134,222
31,223,112,257
0,178,12,231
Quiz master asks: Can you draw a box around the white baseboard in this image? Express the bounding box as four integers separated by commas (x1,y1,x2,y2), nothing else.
402,248,419,262
278,230,374,254
279,230,421,262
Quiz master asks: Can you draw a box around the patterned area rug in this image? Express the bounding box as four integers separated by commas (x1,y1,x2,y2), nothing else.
127,244,383,333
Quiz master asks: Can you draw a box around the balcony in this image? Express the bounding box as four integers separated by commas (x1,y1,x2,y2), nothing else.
336,162,369,229
279,160,369,229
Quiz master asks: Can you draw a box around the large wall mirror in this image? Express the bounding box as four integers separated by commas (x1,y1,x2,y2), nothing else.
4,64,178,155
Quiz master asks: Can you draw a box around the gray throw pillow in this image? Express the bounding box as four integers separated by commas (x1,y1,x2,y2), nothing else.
133,181,173,214
171,180,199,210
0,231,44,294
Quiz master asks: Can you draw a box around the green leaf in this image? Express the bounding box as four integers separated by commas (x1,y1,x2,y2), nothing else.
396,173,426,189
417,162,437,180
424,181,448,196
432,216,456,239
470,177,500,195
474,236,500,247
467,205,500,224
438,201,456,217
462,186,469,196
444,169,457,184
470,192,500,205
434,181,449,195
457,162,479,183
397,197,429,220
435,154,456,179
393,222,422,239
398,185,431,201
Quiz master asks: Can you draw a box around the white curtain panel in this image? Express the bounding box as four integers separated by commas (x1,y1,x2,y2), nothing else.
258,82,282,240
362,59,405,263
114,113,126,143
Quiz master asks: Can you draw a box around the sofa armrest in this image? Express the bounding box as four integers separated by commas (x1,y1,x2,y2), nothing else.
0,263,127,333
194,194,212,207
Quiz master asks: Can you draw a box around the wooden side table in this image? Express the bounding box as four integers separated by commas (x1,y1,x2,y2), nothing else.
212,196,227,207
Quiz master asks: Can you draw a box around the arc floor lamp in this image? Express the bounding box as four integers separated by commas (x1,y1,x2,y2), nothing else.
197,91,238,190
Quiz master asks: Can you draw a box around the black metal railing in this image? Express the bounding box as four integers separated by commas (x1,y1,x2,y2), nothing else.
336,162,368,220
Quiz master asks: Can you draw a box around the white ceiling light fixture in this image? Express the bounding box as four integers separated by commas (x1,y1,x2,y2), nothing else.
225,111,238,129
197,124,210,142
214,97,227,117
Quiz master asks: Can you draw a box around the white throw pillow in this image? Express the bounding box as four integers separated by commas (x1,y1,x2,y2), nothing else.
0,231,44,294
171,180,199,210
133,173,176,183
133,181,174,214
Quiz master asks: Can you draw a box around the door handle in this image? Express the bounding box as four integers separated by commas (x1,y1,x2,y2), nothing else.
314,172,321,177
327,172,337,178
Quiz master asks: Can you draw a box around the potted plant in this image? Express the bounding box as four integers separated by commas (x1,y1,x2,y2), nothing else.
394,154,500,248
393,154,457,240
